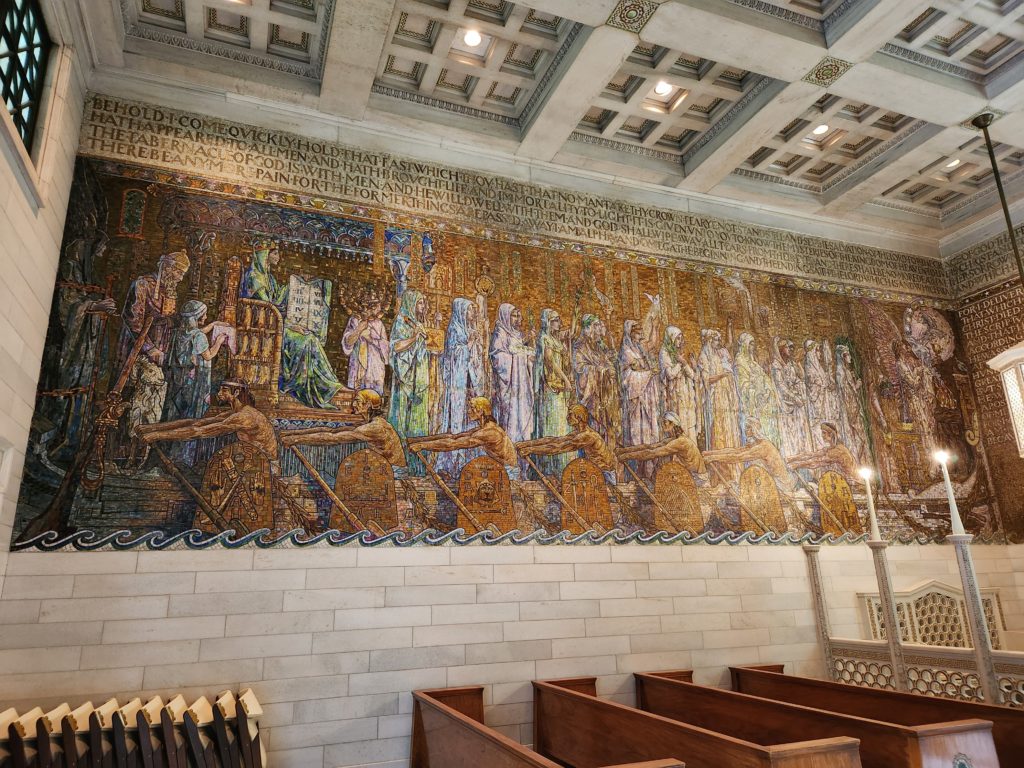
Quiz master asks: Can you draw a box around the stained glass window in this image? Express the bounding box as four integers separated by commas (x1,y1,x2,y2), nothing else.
0,0,52,152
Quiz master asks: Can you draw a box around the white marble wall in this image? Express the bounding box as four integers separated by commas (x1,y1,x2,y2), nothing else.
0,40,88,582
0,542,1020,768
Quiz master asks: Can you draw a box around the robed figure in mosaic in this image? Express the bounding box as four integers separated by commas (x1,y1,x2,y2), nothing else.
241,241,343,408
389,290,432,472
772,337,811,459
341,293,389,395
533,309,573,477
697,329,741,480
164,299,226,464
804,339,841,429
490,303,535,444
119,250,190,465
619,315,662,477
659,326,700,445
436,298,486,479
735,332,781,449
573,314,621,444
835,344,870,464
40,231,117,461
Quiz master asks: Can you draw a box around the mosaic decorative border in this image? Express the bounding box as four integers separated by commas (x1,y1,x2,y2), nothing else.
14,527,1014,551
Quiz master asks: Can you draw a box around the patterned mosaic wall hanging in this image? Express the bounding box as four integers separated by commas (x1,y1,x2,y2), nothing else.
10,152,1000,550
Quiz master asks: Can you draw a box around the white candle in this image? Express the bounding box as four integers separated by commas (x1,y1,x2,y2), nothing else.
934,451,966,535
859,468,881,541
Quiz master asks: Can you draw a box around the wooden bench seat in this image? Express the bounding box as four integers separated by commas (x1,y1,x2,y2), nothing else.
410,685,684,768
731,664,1022,768
533,677,861,768
634,670,998,768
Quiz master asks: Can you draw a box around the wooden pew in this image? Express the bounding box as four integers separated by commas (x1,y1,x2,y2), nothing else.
731,664,1022,768
634,671,998,768
533,677,861,768
410,685,684,768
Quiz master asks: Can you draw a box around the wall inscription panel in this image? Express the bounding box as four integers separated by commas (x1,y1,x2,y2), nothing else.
9,94,1000,550
958,281,1024,532
80,96,951,300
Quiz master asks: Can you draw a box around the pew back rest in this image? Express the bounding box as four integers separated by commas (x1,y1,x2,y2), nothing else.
534,678,859,768
639,672,1001,766
410,686,686,768
729,665,1023,764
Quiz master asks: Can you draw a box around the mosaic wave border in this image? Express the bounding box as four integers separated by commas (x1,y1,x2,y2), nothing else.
13,527,1013,551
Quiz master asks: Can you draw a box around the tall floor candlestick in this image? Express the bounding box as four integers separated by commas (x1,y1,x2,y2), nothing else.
802,544,835,679
934,451,999,704
935,450,966,535
859,468,907,690
860,467,881,542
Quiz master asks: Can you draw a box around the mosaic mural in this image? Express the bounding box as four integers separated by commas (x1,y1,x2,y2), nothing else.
11,157,998,549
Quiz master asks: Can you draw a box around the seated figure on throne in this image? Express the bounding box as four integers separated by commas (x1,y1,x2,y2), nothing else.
241,239,343,409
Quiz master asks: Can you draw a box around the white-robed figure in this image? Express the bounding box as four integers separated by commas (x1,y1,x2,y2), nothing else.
489,302,535,444
341,294,389,395
659,326,700,444
619,316,662,479
804,339,841,429
435,298,486,479
697,328,741,481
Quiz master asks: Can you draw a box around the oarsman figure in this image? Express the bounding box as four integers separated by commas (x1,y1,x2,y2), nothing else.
136,378,278,464
281,389,406,469
518,404,617,484
408,397,518,475
702,416,794,491
616,412,707,478
787,421,859,485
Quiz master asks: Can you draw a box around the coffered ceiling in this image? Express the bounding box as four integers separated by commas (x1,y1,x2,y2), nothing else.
82,0,1024,253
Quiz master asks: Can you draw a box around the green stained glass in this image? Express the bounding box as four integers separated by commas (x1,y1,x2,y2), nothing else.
0,0,51,151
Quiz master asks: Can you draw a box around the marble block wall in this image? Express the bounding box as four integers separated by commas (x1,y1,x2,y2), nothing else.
0,543,1022,768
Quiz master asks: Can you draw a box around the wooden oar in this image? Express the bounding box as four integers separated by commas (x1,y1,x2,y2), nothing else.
517,448,606,535
149,444,242,534
289,446,382,533
408,445,494,535
705,462,775,535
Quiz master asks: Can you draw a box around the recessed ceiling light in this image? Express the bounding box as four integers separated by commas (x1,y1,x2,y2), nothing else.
463,29,483,47
654,81,673,96
812,124,830,136
945,158,961,169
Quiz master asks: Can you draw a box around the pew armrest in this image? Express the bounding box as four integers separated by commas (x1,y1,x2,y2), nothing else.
538,677,598,696
602,761,685,768
730,664,785,691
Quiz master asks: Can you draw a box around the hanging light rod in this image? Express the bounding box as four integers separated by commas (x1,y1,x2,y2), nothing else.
972,112,1024,287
